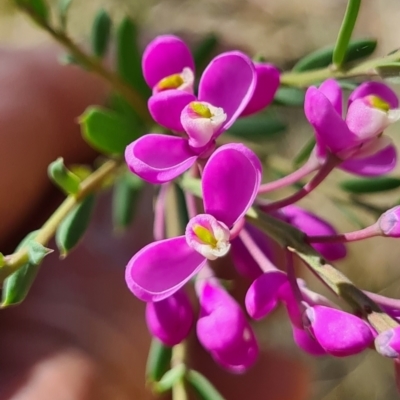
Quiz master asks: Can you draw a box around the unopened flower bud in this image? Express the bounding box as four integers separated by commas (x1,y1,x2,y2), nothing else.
305,306,374,357
378,206,400,238
375,327,400,358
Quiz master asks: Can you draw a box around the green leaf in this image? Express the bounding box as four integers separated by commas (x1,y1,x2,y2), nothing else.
376,63,400,84
48,157,81,195
193,34,218,71
80,106,139,155
228,114,286,141
16,0,49,23
91,9,112,58
273,87,305,106
332,0,362,67
116,17,150,99
108,94,145,132
112,173,144,231
146,338,172,383
56,194,96,257
186,370,225,400
2,230,41,306
27,241,52,265
58,0,73,30
293,137,316,167
340,176,400,194
292,38,377,72
154,364,186,393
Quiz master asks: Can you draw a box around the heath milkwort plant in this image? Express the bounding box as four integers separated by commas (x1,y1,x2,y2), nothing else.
10,1,400,398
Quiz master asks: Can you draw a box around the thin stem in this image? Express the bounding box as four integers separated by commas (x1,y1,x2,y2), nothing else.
364,291,400,314
238,229,277,272
260,155,340,212
332,0,362,68
171,344,188,400
307,223,381,243
153,184,170,241
1,160,120,280
258,157,320,194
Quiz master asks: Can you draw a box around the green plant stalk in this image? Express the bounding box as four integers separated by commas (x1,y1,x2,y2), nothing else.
17,3,152,123
332,0,362,68
281,49,400,87
0,159,120,281
171,343,188,400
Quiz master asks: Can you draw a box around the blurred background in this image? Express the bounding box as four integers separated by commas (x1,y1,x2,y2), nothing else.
2,0,400,399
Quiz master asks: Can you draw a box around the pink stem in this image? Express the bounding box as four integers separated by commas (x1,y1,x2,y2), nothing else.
307,223,381,243
229,217,245,240
258,157,320,194
153,183,169,241
259,155,340,212
238,229,277,272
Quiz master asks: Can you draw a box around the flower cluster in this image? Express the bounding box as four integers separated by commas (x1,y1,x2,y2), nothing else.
123,35,400,375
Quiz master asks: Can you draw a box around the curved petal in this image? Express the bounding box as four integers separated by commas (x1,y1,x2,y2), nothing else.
203,144,262,227
349,81,399,109
292,325,326,356
125,236,207,302
198,51,256,131
125,134,197,184
240,63,280,117
148,90,196,132
319,78,343,116
281,205,347,261
340,144,397,176
305,86,355,154
142,35,195,88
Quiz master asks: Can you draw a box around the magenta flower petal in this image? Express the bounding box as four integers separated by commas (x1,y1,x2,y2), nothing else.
240,63,280,117
340,144,397,176
305,86,355,154
198,52,256,130
349,81,399,109
148,90,196,132
146,289,194,346
305,305,374,357
197,281,259,373
125,134,197,184
318,78,343,116
125,236,207,302
292,325,326,356
280,205,347,261
142,35,195,88
203,143,262,227
245,271,288,320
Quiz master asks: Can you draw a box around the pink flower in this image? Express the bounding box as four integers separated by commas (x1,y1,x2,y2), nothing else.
125,144,261,302
378,206,400,238
197,281,259,373
305,79,400,176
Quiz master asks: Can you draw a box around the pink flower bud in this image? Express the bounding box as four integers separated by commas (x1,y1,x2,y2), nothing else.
145,289,194,346
378,206,400,238
375,327,400,358
291,325,326,356
305,306,374,357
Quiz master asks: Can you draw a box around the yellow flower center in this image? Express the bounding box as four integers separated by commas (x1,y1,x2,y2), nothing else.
192,224,217,247
368,95,390,112
157,73,184,91
190,102,213,118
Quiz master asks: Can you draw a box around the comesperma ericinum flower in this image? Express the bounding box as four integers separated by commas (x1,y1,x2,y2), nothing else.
145,289,194,347
305,79,400,176
197,280,259,373
125,143,262,302
378,206,400,238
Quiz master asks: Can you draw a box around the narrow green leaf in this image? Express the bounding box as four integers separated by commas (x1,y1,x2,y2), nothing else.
16,0,49,23
186,370,225,400
273,87,305,106
48,157,81,195
154,364,186,393
91,9,112,58
112,173,143,230
376,63,400,84
293,137,316,167
332,0,362,67
146,338,172,383
116,17,150,99
228,114,286,141
340,177,400,194
193,34,218,71
80,106,139,155
58,0,73,30
2,230,41,306
27,241,52,265
292,38,377,72
56,194,96,257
